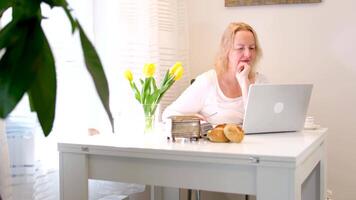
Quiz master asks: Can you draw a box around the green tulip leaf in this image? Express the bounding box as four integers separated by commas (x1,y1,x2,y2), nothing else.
130,81,141,103
151,77,157,91
142,77,152,104
160,70,170,87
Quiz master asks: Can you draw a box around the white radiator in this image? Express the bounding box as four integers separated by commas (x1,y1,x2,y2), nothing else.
6,115,37,200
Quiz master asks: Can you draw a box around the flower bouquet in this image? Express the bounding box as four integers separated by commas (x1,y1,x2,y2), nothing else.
124,62,184,132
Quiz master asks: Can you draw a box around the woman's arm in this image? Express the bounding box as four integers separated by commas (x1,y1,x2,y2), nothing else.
237,69,269,107
162,73,211,120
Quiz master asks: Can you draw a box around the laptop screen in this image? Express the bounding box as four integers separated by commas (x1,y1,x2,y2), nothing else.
243,84,313,134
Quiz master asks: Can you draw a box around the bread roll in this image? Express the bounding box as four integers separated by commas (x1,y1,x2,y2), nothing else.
207,127,229,142
223,124,244,143
214,123,226,129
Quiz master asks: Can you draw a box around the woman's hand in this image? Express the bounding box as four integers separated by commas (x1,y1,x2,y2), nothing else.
235,62,251,85
235,62,252,107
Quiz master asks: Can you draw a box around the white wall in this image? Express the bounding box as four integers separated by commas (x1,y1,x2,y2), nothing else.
187,1,356,200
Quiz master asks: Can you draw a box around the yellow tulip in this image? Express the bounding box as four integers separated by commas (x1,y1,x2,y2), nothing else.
143,63,156,77
124,69,133,81
173,65,184,80
169,62,182,76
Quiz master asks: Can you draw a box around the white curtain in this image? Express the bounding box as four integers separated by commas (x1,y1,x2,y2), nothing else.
85,0,191,198
0,0,189,199
92,0,190,131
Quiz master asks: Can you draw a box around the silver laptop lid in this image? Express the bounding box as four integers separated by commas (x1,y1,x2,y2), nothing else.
243,84,313,134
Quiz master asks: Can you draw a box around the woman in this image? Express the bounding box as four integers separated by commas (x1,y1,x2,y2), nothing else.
163,22,268,125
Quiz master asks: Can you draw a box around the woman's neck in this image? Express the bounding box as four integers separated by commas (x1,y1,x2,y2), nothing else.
217,72,242,98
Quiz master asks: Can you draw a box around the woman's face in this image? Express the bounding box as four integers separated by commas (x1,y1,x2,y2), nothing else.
228,30,256,72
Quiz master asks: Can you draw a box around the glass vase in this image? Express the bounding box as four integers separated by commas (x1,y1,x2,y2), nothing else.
142,104,158,134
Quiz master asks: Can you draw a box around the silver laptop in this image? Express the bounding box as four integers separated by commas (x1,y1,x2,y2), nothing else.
243,84,313,134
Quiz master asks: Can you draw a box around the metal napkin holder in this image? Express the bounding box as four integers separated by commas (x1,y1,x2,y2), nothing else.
168,115,212,142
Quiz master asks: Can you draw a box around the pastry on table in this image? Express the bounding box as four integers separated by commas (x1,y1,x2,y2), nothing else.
223,124,244,143
207,123,244,143
214,123,226,129
207,127,229,142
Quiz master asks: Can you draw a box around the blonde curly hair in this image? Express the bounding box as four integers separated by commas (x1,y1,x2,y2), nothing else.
215,22,262,78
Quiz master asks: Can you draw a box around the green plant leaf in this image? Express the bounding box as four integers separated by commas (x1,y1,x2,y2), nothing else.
27,23,57,136
0,18,57,136
147,78,152,97
0,18,41,118
140,78,146,103
151,77,157,91
28,92,35,112
77,22,114,132
0,19,22,49
0,0,11,16
130,81,141,103
151,90,160,105
62,6,76,33
160,70,170,88
156,78,174,104
43,0,68,7
12,0,41,20
142,78,151,104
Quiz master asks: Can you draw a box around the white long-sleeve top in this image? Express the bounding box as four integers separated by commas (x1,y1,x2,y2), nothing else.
162,69,268,125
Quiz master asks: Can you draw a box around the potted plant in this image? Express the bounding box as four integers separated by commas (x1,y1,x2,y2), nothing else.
0,0,114,136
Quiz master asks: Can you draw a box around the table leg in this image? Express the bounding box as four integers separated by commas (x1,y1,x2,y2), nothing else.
256,166,299,200
60,152,88,200
320,142,327,200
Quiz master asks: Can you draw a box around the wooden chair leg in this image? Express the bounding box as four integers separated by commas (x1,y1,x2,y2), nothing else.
187,189,201,200
196,190,201,200
187,189,192,200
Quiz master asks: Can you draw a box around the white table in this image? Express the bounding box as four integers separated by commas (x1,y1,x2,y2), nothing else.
58,129,327,200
